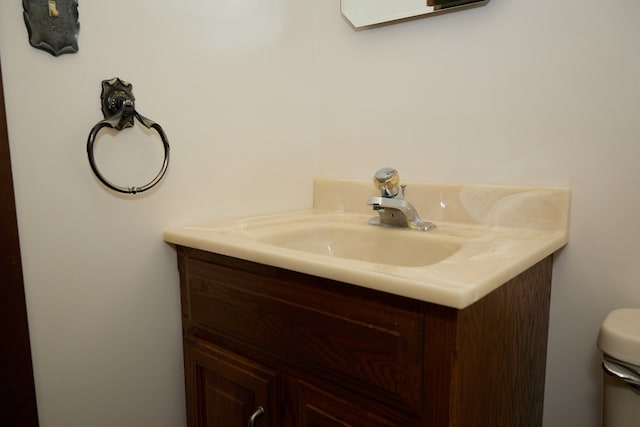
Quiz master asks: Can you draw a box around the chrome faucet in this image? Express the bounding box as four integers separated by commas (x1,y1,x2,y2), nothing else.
367,167,436,231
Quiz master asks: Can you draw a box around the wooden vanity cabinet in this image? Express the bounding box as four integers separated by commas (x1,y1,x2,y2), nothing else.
176,246,553,427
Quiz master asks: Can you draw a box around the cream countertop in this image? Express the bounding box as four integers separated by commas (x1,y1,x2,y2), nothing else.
164,179,570,309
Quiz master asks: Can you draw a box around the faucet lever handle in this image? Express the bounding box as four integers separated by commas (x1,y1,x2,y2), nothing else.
373,167,401,197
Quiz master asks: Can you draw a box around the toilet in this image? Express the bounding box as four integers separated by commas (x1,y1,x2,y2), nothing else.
597,308,640,427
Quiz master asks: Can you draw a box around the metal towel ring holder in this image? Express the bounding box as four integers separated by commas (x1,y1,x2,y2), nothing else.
87,78,170,194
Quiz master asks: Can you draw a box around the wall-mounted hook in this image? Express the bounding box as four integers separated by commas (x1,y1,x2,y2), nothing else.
100,77,137,131
86,78,170,195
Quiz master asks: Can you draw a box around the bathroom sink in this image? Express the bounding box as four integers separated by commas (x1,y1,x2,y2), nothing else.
246,221,461,267
164,178,570,308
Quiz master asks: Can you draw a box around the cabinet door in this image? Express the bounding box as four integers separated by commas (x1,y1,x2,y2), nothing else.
293,380,417,427
184,338,278,427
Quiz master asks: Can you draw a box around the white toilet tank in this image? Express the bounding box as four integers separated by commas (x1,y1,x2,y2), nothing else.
597,308,640,427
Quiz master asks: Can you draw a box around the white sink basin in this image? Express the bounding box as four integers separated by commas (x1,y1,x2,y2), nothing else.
164,178,570,308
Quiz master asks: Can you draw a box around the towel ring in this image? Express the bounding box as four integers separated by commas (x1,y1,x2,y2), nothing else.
87,78,170,194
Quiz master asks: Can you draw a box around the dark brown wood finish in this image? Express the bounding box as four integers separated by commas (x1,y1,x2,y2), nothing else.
451,255,553,426
424,256,553,426
184,337,279,427
181,250,424,415
0,62,39,425
292,380,417,427
177,246,554,427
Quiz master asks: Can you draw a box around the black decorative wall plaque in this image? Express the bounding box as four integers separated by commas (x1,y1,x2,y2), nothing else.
23,0,79,56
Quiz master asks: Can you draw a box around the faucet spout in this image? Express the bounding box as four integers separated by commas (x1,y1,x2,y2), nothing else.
367,168,436,231
367,197,436,231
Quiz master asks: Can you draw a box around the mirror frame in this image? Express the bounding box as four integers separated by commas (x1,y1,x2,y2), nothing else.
341,0,489,28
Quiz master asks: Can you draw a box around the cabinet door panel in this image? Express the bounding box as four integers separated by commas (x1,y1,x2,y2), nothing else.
293,380,418,427
185,338,277,427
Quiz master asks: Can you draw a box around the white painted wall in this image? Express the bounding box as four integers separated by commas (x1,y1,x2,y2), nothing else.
1,1,639,426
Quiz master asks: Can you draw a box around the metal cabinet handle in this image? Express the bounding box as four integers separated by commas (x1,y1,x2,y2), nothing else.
248,406,265,427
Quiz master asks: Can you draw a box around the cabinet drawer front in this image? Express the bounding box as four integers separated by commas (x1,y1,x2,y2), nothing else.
181,251,424,413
